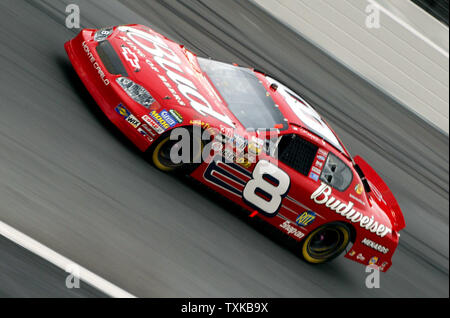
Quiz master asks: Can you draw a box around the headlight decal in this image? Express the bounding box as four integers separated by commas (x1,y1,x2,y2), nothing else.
116,77,155,108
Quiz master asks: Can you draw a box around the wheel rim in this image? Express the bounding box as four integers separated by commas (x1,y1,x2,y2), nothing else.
152,135,204,172
152,137,183,171
302,224,350,263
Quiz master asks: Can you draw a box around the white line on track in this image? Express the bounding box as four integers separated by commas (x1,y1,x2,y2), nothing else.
367,0,449,59
0,220,136,298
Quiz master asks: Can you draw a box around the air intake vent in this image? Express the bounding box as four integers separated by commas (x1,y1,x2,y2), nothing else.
95,41,128,76
278,135,318,176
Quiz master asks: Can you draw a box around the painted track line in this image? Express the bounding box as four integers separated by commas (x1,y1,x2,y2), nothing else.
368,0,449,58
0,220,136,298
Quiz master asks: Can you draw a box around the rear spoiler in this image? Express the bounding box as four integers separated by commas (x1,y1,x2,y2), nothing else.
353,156,405,231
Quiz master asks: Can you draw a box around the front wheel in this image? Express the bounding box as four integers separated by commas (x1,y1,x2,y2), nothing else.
301,223,351,264
151,129,204,173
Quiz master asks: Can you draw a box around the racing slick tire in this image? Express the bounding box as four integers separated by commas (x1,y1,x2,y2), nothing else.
301,222,351,264
150,127,204,173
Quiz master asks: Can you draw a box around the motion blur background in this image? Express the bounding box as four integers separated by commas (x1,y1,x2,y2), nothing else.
0,0,448,297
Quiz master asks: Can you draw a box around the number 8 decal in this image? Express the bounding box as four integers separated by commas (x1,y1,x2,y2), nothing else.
243,160,290,217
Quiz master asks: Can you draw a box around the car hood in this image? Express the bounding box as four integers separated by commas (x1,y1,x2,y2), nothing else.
108,25,238,128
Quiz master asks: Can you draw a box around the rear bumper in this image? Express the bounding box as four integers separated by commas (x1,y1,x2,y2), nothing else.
344,229,399,272
64,29,152,152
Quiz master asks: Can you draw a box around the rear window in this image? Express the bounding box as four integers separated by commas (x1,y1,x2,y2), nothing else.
198,58,287,131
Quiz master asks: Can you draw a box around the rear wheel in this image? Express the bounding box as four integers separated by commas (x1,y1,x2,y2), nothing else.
301,223,351,264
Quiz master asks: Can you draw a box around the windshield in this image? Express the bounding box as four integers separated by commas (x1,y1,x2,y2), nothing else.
198,58,287,131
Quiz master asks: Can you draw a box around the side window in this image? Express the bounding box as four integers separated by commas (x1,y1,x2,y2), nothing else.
320,153,353,191
276,134,318,176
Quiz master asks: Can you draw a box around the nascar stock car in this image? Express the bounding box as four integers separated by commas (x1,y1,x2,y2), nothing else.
65,24,405,271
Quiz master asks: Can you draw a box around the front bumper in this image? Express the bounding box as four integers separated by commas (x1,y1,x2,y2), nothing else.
64,29,153,152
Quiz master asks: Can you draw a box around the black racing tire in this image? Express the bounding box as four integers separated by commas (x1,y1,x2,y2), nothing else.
301,222,351,264
150,127,204,173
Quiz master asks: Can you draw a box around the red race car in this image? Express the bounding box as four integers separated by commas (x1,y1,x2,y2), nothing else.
65,24,405,271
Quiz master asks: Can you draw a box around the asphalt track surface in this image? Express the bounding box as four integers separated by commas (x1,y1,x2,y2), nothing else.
0,236,106,297
0,0,448,297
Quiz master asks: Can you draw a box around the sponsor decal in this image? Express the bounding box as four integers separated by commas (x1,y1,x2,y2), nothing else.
309,172,319,182
252,136,264,146
279,221,304,239
115,104,131,118
138,127,148,137
236,156,252,168
369,256,379,265
247,137,264,155
234,135,247,152
190,119,210,130
380,262,388,271
121,46,140,70
311,166,321,175
118,26,235,126
357,253,365,261
311,151,325,175
160,109,177,127
361,238,389,254
318,149,328,157
355,183,363,195
126,114,141,128
296,211,316,227
137,127,153,142
115,104,140,128
169,109,183,123
82,41,110,86
349,250,356,257
311,182,392,237
141,124,156,137
142,115,164,134
150,110,170,129
216,133,247,153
